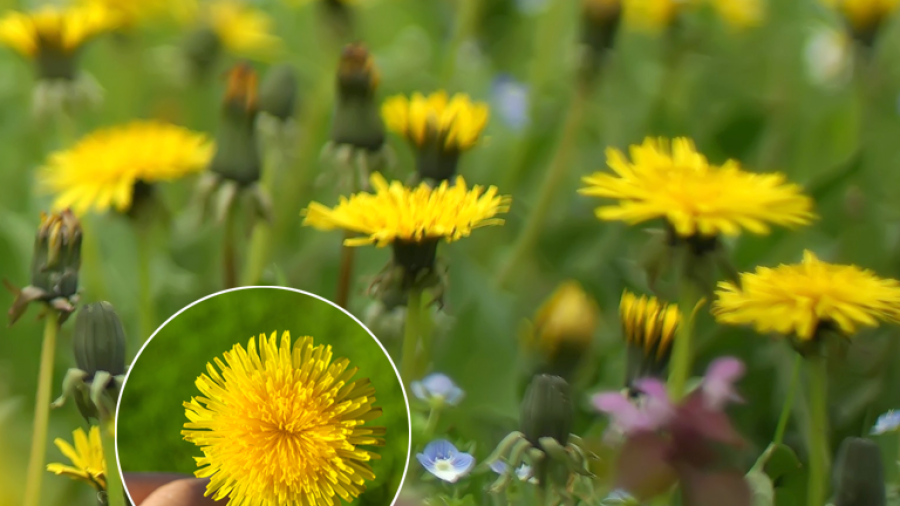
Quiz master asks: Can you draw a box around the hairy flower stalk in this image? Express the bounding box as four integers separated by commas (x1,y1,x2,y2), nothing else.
713,251,900,506
182,332,385,506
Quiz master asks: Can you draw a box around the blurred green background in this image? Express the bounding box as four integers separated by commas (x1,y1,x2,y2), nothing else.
117,287,409,506
0,0,900,504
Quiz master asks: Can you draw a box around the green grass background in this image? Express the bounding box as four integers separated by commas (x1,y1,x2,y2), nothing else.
2,0,900,504
116,287,409,506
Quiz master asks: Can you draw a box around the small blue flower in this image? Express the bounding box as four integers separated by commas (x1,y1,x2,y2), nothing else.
489,460,535,483
491,75,530,131
601,489,638,505
417,440,475,483
871,410,900,435
411,373,465,407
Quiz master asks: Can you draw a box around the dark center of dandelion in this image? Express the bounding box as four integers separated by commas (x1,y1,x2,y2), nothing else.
391,238,440,288
665,223,720,257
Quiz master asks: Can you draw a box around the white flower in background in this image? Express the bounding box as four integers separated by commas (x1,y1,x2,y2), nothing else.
804,23,853,89
871,410,900,435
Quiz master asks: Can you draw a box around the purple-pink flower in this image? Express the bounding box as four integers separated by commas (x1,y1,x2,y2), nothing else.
592,357,751,506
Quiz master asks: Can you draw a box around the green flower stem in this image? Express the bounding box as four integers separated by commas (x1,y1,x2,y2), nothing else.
23,310,59,506
401,288,424,384
495,85,588,289
101,422,125,506
441,0,480,81
424,407,440,437
80,217,109,302
136,225,155,343
335,237,356,309
773,354,802,446
242,138,282,286
667,282,698,400
222,205,238,290
805,354,830,506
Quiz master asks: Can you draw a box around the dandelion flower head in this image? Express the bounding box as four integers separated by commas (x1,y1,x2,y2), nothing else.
714,250,900,340
0,4,119,58
46,426,106,491
824,0,900,31
38,121,213,215
204,0,282,59
183,331,386,506
579,137,815,238
303,173,511,247
382,91,490,152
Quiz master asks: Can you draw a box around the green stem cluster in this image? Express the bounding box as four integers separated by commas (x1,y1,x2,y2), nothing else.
101,422,125,506
401,288,424,384
23,311,60,506
136,225,155,343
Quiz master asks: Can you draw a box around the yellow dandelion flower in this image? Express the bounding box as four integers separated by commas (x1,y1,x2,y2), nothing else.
81,0,197,27
382,91,489,152
207,0,282,59
714,250,900,340
623,0,688,31
531,281,599,357
38,121,214,215
824,0,900,32
46,426,106,491
182,332,386,506
0,4,118,59
708,0,764,29
621,290,680,360
579,137,815,238
303,173,511,247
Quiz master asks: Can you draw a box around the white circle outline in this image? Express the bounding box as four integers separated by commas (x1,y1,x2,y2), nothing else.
113,285,413,505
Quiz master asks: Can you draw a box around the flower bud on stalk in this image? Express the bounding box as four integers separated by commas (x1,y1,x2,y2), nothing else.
258,64,299,123
833,437,886,506
6,211,82,325
579,0,622,84
521,374,573,449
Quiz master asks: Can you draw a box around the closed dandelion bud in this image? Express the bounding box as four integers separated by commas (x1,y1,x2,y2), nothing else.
621,290,679,388
520,374,573,448
330,43,384,151
7,210,82,325
580,0,622,80
73,302,127,378
258,64,299,122
210,63,262,186
529,281,598,378
183,27,222,78
833,437,886,506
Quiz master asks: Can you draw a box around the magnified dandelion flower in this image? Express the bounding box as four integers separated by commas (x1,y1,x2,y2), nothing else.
579,137,815,239
303,173,510,299
417,440,475,483
182,331,385,506
714,250,900,341
37,121,213,215
46,426,106,491
621,290,680,386
382,91,489,181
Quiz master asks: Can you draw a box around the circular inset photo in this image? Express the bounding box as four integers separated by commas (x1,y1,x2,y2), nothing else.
116,287,410,506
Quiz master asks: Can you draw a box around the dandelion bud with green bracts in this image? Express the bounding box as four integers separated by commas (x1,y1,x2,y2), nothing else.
833,437,886,506
53,302,128,422
258,64,299,122
208,63,264,189
6,210,82,326
182,27,222,79
580,0,622,82
620,290,679,389
330,43,384,152
523,281,598,380
520,375,573,449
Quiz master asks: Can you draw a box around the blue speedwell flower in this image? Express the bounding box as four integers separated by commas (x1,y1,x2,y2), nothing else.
417,440,475,483
871,410,900,435
491,75,530,131
411,373,465,407
489,460,536,483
